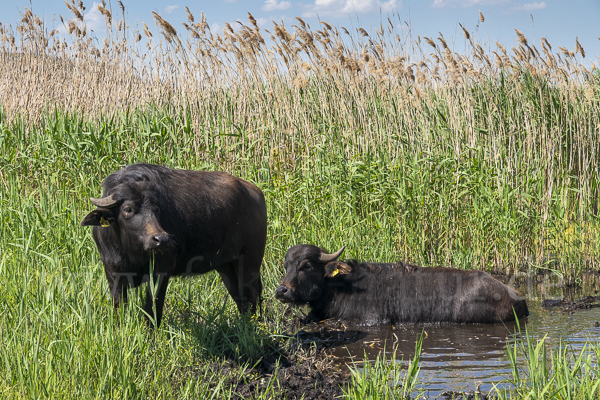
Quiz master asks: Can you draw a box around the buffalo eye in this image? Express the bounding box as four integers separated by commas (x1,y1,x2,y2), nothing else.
122,206,134,217
297,260,312,272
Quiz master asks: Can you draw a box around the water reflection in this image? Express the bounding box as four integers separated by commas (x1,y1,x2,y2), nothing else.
327,321,522,396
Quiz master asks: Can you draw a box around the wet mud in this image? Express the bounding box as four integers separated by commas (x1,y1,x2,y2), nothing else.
173,322,351,399
438,389,491,400
170,309,352,399
213,357,347,400
541,295,600,312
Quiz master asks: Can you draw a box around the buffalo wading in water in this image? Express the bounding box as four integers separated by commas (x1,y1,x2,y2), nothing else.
81,163,267,327
275,244,529,324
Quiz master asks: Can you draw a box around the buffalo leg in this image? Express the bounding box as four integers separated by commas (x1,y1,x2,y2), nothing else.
237,254,263,315
217,255,263,315
143,274,170,328
217,261,244,312
105,270,130,310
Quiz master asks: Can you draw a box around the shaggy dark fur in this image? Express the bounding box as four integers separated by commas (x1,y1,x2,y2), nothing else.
276,244,528,324
82,163,267,327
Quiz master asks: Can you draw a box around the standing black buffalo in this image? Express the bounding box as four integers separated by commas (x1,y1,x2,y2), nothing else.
81,163,267,327
275,244,528,324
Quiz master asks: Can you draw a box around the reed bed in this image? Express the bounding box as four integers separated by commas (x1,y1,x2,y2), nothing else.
0,2,600,275
2,1,598,276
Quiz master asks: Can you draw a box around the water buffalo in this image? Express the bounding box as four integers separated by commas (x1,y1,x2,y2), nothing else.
275,244,528,324
81,163,267,327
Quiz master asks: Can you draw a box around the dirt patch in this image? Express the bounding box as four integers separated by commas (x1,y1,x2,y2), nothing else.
293,325,369,350
170,309,352,399
220,314,376,399
438,390,490,400
232,316,365,399
173,336,350,399
219,356,348,399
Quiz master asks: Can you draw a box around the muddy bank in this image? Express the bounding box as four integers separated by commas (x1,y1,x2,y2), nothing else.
439,390,491,400
541,295,600,312
232,317,360,399
172,331,350,399
492,270,600,314
168,308,352,399
213,356,347,400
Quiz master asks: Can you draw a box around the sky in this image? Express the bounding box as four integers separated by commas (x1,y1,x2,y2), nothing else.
1,0,599,64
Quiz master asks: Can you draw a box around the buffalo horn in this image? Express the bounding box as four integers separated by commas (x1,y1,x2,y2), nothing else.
319,246,345,263
90,194,117,208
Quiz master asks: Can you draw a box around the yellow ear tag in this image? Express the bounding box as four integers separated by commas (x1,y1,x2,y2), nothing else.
99,217,110,227
331,269,339,277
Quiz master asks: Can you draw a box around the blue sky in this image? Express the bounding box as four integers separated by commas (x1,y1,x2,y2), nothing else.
1,0,599,64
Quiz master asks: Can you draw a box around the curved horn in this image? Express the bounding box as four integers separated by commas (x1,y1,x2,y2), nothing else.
319,246,345,263
90,194,118,208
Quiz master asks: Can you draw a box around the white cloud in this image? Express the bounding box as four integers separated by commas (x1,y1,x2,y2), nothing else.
85,3,106,32
380,0,399,12
263,0,292,11
257,17,270,26
431,0,508,7
57,2,105,35
255,15,292,27
164,5,180,14
302,0,401,17
511,2,547,11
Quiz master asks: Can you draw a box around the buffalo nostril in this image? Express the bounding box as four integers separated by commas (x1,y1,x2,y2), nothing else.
152,234,171,247
276,286,288,295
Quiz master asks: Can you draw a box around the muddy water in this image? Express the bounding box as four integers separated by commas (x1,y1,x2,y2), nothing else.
317,274,600,398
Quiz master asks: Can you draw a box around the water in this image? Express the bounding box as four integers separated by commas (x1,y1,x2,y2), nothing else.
313,274,600,398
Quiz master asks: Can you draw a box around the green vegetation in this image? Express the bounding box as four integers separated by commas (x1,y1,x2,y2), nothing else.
495,322,600,400
1,1,599,398
344,334,423,399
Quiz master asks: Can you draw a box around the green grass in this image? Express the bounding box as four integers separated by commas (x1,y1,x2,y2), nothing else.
344,334,423,399
494,322,600,400
0,73,599,398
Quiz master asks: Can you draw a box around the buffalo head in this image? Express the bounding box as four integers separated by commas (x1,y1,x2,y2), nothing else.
81,181,173,255
275,244,349,304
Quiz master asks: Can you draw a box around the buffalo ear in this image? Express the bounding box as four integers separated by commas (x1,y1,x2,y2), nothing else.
81,208,114,227
324,261,352,278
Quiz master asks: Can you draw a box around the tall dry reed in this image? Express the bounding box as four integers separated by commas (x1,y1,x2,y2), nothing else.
1,2,599,274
